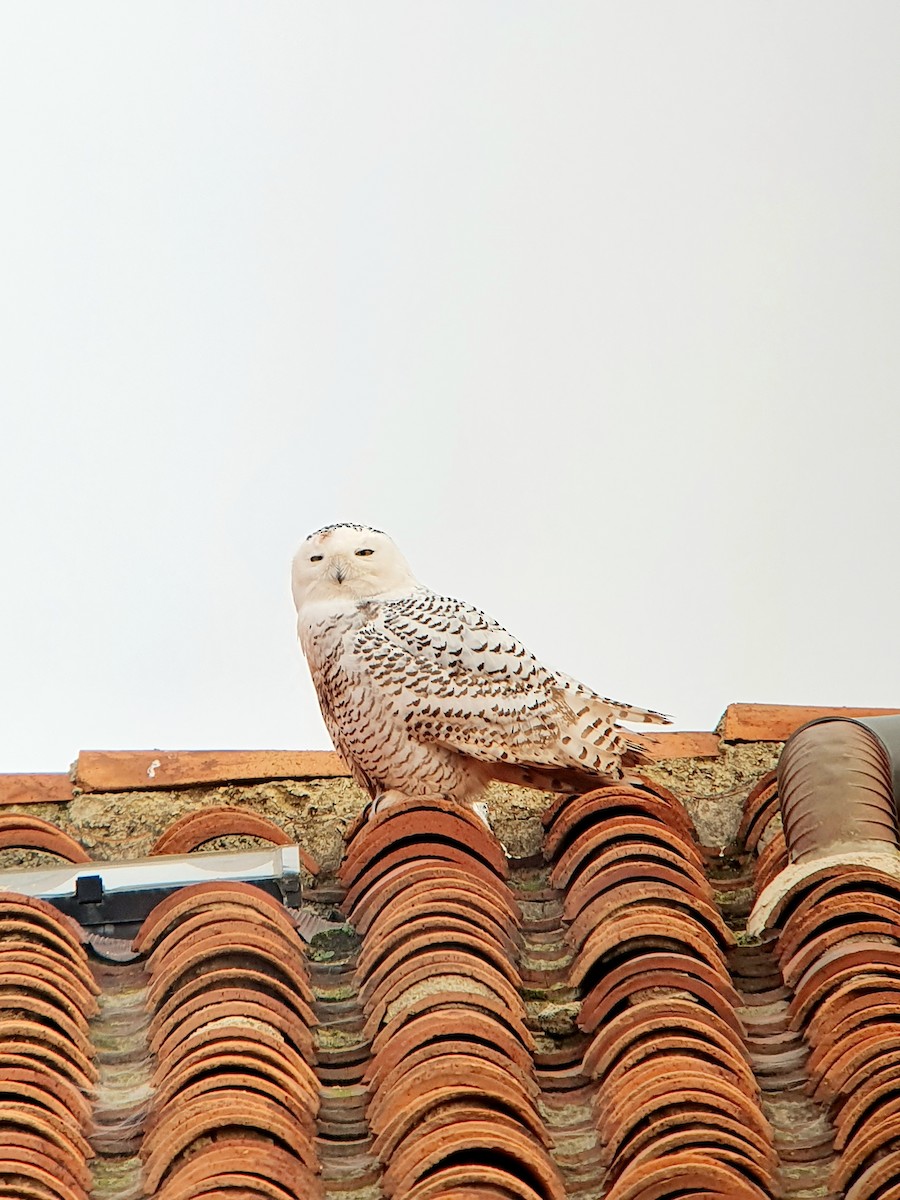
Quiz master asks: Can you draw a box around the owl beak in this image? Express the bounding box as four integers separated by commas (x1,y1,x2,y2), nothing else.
331,558,348,585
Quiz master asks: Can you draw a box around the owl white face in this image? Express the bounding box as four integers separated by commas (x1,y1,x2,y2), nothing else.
291,524,417,611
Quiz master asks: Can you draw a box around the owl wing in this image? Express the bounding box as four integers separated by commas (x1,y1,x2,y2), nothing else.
346,590,663,773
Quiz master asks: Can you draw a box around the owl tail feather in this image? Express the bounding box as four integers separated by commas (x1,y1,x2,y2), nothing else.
601,698,672,726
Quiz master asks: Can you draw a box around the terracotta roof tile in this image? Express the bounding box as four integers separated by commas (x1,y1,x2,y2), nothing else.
0,775,74,807
6,710,900,1195
148,806,320,874
340,796,566,1199
0,895,96,1200
602,1150,772,1200
720,702,900,743
136,881,321,1198
539,786,781,1197
74,748,346,791
735,770,779,854
0,815,90,863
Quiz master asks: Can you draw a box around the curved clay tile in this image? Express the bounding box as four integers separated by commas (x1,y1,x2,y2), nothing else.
148,806,319,873
578,964,746,1042
0,1064,92,1126
736,771,779,854
0,1142,90,1200
356,921,520,997
0,1020,97,1088
151,1044,318,1120
565,883,734,954
370,989,537,1056
362,964,535,1051
787,941,900,1028
607,1125,776,1191
0,953,99,1017
0,1133,92,1190
149,1028,317,1102
561,842,713,919
797,964,900,1041
364,889,521,955
589,1034,758,1103
778,718,897,861
381,1118,566,1200
835,1074,900,1153
150,1027,318,1099
543,786,696,862
371,1036,539,1109
366,1050,541,1124
343,792,499,846
0,1175,80,1200
149,982,315,1058
570,908,732,986
145,925,315,1026
0,1089,88,1153
0,1155,87,1200
811,992,900,1063
150,995,315,1068
402,1162,545,1200
144,1069,317,1140
364,1009,537,1088
752,830,788,896
146,934,313,1011
370,1075,548,1163
153,1132,321,1200
541,777,684,830
759,862,900,940
780,916,900,991
343,848,511,919
603,1149,771,1200
144,908,306,972
157,1153,322,1200
785,872,900,935
339,810,508,891
134,880,308,952
775,877,900,963
0,920,86,971
583,997,752,1077
156,1153,321,1200
0,962,97,1026
362,962,527,1042
141,1094,318,1191
0,894,86,946
0,941,98,1004
830,1109,900,1193
839,1155,900,1200
0,1108,93,1165
810,1030,900,1106
0,994,94,1063
602,1137,772,1195
147,964,315,1040
564,857,714,926
594,1062,772,1150
0,816,90,864
348,860,520,932
549,819,705,891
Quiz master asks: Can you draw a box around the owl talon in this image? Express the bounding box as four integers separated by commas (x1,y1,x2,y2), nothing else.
367,789,409,819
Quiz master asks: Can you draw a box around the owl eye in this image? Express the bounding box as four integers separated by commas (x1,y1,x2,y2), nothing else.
310,554,323,562
355,548,374,557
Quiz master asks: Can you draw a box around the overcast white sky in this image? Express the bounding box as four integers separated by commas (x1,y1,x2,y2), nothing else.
2,4,900,773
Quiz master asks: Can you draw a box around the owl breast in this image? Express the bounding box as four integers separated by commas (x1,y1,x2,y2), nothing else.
300,602,481,801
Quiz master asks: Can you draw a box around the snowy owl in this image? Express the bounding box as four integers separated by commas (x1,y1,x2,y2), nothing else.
292,523,669,808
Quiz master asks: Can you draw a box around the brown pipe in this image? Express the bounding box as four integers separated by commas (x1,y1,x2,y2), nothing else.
777,718,897,862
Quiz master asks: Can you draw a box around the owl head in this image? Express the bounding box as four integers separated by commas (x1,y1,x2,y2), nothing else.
292,523,417,610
